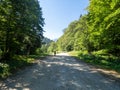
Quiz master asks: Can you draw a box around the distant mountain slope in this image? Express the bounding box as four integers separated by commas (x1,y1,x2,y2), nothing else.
42,37,53,44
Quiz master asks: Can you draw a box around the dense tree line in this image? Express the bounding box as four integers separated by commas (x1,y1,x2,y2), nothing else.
56,0,120,57
57,15,88,52
39,37,53,54
87,0,120,56
0,0,44,61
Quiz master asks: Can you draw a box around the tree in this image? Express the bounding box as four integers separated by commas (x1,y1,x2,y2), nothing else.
48,42,57,53
57,15,89,52
87,0,120,56
0,0,44,61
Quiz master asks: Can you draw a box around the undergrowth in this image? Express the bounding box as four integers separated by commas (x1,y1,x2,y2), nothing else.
0,53,48,79
69,50,120,73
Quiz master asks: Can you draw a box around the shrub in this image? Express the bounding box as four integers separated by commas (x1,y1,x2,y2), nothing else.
0,63,10,78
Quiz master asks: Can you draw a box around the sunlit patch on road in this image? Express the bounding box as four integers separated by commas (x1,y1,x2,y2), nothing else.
0,53,120,90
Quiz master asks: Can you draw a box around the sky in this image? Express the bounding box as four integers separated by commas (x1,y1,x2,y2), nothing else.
40,0,89,40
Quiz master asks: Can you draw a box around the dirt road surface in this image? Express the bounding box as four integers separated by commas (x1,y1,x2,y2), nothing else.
0,53,120,90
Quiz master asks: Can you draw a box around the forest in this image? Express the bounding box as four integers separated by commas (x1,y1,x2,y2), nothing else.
0,0,120,78
56,0,120,56
48,0,120,72
0,0,45,78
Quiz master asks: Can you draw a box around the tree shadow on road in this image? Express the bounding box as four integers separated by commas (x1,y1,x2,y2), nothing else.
0,55,120,90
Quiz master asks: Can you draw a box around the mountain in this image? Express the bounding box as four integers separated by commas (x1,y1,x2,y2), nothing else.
42,37,53,44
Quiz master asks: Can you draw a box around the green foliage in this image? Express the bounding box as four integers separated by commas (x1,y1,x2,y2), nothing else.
59,0,120,57
28,53,48,60
0,55,34,78
35,48,43,55
0,63,10,78
9,55,34,69
60,0,120,72
87,0,120,56
0,0,44,61
57,15,89,52
40,37,53,54
48,42,57,53
0,0,45,78
69,51,120,72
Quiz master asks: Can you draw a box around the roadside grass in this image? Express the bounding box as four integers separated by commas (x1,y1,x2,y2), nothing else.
28,53,48,59
69,50,120,73
0,53,48,79
0,55,34,79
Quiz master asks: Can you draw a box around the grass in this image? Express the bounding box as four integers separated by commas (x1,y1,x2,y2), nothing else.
28,53,48,59
0,53,48,79
69,50,120,73
0,55,34,79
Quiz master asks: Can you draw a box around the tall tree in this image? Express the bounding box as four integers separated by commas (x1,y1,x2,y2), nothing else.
87,0,120,56
0,0,44,61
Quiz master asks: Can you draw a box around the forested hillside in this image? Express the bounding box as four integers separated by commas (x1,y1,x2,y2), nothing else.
55,0,120,72
57,0,120,57
57,15,88,52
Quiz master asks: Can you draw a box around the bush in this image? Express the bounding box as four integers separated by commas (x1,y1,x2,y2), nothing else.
92,49,108,55
0,55,34,78
69,50,120,72
0,63,10,78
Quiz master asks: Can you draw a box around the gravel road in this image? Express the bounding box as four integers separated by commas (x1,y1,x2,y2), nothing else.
0,53,120,90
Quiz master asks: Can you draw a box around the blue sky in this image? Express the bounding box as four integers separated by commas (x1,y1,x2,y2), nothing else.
40,0,89,40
